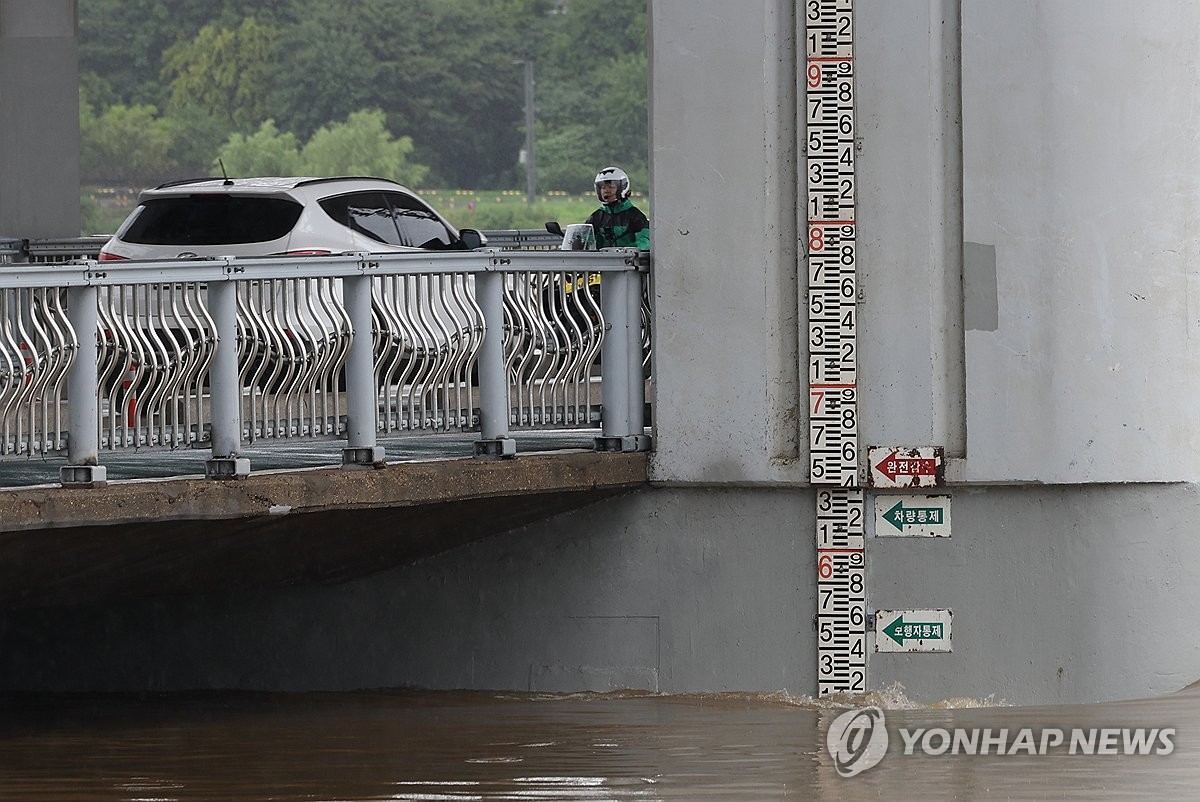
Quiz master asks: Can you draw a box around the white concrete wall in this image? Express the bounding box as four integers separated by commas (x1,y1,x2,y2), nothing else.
958,1,1200,482
0,0,81,238
648,0,806,485
856,0,966,455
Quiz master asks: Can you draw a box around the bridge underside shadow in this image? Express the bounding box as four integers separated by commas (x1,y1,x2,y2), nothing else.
0,451,647,609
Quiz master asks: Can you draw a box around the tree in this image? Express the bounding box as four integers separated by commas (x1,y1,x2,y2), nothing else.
299,110,429,186
536,123,593,192
259,0,393,140
80,102,175,185
76,0,649,191
530,0,648,192
216,120,302,176
164,105,238,179
264,0,525,188
161,17,278,131
80,0,230,107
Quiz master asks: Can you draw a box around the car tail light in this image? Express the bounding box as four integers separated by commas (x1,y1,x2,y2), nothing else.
98,251,128,261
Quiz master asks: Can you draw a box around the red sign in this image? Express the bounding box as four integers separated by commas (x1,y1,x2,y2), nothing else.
868,446,945,488
874,451,936,482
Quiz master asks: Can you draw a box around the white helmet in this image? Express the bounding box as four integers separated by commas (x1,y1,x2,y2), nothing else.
594,166,631,202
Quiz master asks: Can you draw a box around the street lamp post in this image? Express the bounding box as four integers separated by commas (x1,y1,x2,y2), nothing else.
520,59,537,205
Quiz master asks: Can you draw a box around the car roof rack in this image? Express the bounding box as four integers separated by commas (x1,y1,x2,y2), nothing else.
294,176,403,189
153,177,224,189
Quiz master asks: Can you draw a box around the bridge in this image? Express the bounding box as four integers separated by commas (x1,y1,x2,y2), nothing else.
5,1,1200,705
0,230,653,610
0,231,651,482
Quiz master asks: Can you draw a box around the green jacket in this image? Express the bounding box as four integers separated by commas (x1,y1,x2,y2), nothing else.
585,198,650,250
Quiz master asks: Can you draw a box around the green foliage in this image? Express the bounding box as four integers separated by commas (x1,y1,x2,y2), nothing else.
80,101,175,185
79,192,102,235
528,0,648,193
79,0,281,106
214,111,432,183
165,105,237,178
259,0,397,141
78,0,649,193
81,190,140,236
161,17,278,130
262,0,525,188
536,124,595,192
298,110,428,186
80,0,186,108
215,120,301,176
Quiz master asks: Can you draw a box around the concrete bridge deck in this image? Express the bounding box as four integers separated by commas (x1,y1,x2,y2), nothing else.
0,444,648,609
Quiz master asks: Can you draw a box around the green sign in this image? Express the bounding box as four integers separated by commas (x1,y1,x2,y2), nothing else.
874,495,951,538
883,500,944,532
882,614,945,647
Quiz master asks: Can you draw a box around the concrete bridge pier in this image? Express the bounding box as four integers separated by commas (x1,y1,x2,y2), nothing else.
0,0,79,238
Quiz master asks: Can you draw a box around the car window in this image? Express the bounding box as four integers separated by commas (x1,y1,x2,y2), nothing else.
116,195,303,245
384,192,457,249
319,192,403,245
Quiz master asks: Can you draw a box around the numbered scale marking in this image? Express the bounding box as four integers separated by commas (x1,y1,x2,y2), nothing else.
806,9,857,488
816,488,867,696
808,219,857,487
807,0,865,696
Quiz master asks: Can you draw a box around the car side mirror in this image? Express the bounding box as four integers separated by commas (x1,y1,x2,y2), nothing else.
545,221,564,237
459,228,484,250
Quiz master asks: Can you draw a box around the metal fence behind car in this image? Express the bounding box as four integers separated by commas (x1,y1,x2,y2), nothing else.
26,236,110,263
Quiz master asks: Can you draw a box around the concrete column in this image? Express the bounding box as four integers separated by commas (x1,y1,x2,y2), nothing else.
0,0,80,238
647,0,802,483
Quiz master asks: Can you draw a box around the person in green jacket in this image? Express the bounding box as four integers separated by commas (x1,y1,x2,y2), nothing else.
584,166,650,250
557,166,649,315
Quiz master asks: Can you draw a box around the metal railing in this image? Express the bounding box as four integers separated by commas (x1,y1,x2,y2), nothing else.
27,236,110,263
0,238,651,486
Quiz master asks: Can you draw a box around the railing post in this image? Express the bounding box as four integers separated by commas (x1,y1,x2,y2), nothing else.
596,256,651,452
343,273,384,466
205,275,249,478
60,284,106,488
474,267,516,457
626,267,648,442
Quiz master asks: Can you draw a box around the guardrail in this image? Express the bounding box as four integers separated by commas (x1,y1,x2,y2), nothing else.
0,240,651,487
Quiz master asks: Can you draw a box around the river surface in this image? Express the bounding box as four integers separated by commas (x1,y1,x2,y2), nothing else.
0,684,1193,801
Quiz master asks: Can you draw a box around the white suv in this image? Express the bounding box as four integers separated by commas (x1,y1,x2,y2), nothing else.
95,177,486,396
99,176,481,260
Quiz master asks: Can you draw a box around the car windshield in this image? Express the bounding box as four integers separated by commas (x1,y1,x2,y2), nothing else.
116,195,303,245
